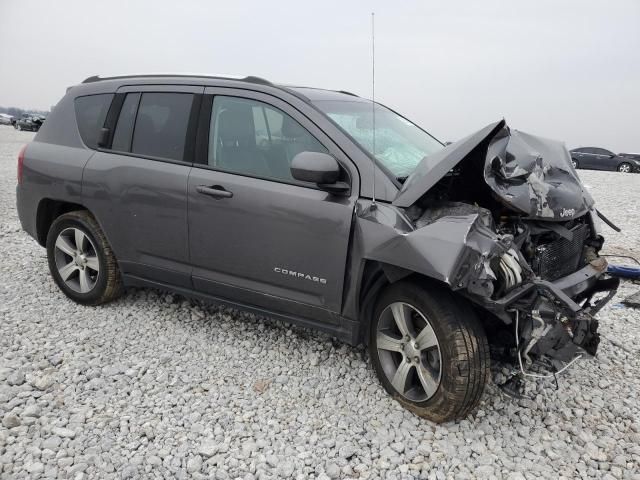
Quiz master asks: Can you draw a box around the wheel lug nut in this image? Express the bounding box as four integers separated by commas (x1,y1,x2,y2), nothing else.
414,356,419,363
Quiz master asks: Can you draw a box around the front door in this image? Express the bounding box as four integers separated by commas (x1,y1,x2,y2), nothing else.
187,90,357,323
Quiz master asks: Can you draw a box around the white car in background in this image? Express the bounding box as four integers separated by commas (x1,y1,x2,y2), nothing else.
0,114,15,126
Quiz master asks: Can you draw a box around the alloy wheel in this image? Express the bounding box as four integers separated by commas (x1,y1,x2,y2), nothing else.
618,163,631,173
376,302,442,402
54,227,100,293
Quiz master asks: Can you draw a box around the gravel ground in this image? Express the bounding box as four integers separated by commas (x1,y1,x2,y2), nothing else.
1,126,639,480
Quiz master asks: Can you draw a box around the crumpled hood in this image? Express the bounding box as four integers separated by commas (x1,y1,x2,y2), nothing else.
393,120,595,220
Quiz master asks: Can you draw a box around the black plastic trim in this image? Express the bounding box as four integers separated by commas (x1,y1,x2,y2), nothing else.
102,93,126,149
184,94,203,164
194,94,213,165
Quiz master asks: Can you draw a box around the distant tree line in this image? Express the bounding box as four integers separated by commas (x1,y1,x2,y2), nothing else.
0,106,50,117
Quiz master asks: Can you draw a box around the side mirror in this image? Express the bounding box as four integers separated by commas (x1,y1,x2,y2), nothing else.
290,152,349,194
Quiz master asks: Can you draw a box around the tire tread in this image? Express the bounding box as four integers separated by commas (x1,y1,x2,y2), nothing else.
46,210,123,306
370,280,490,423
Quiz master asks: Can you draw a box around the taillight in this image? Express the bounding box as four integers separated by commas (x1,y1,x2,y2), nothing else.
17,144,27,184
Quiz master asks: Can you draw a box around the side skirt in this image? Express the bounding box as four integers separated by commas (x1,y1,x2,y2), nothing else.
122,274,361,346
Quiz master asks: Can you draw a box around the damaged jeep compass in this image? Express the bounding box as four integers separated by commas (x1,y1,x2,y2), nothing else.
16,74,619,423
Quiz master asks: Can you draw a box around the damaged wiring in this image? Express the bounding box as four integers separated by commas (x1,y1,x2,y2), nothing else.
512,309,583,380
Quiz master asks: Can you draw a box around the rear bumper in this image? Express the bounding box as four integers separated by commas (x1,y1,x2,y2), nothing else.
16,184,39,243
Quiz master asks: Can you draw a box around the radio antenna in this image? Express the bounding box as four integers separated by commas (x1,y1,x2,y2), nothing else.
370,11,377,209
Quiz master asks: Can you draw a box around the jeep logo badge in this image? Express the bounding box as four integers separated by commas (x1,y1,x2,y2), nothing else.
560,208,576,218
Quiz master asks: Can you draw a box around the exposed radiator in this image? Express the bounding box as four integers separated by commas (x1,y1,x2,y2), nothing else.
533,224,590,281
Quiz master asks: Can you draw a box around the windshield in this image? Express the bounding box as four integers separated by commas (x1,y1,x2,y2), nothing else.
313,100,443,179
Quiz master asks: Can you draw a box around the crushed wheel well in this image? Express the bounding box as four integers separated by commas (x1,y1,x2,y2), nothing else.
357,261,389,345
357,261,457,345
36,199,87,246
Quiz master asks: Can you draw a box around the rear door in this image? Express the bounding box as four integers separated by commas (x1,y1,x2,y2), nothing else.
187,88,358,323
591,148,616,170
82,85,203,287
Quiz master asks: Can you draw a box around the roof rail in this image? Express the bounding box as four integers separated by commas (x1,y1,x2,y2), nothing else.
336,90,359,97
81,73,273,86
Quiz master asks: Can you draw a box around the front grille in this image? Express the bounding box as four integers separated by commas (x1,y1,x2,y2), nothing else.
533,224,590,281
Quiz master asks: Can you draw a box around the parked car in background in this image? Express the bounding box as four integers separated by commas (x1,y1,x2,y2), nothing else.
0,114,15,126
570,147,639,173
14,114,45,132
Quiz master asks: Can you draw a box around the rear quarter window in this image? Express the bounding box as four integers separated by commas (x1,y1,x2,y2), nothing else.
74,94,114,149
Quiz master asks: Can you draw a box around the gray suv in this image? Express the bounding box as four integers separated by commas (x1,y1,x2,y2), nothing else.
16,74,618,423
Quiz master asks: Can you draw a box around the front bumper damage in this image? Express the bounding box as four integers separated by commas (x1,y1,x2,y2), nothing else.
478,259,619,368
355,201,619,379
357,118,621,382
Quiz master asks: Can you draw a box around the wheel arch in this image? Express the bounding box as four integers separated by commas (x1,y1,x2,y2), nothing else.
617,161,632,171
36,198,88,246
356,260,450,345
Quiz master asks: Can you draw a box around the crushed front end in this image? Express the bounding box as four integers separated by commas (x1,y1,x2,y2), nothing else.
382,120,620,382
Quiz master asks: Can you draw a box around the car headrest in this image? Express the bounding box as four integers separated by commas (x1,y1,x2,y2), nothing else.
218,106,256,147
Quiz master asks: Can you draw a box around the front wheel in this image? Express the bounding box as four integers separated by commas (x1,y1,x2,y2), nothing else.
618,162,632,173
571,158,579,169
369,281,489,423
46,210,123,305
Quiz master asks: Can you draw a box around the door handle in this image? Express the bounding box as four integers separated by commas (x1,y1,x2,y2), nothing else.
196,185,233,199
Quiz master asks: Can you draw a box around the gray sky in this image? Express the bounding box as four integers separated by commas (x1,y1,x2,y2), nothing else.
1,0,639,151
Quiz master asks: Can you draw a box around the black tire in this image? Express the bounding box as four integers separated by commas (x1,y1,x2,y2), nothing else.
46,210,123,306
617,162,632,173
369,280,489,423
571,158,579,169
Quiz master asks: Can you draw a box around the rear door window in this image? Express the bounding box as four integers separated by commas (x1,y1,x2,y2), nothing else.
111,93,140,152
131,92,194,161
74,94,114,149
593,148,613,156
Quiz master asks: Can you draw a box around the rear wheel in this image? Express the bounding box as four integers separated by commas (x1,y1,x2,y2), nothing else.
46,211,123,305
618,162,632,173
571,158,579,169
369,281,489,423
